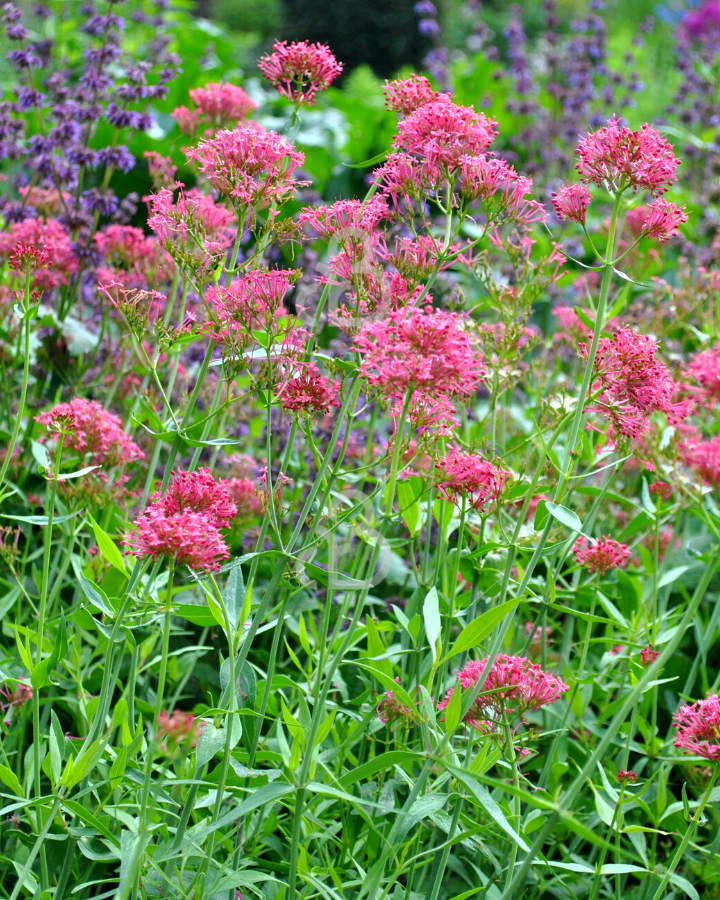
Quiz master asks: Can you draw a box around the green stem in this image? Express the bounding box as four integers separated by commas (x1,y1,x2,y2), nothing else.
0,277,32,489
649,767,719,900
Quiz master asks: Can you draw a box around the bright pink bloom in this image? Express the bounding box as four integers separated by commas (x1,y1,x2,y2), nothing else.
9,242,50,273
616,770,638,784
580,326,687,442
572,535,630,574
437,449,511,512
551,183,592,224
686,342,720,403
277,364,340,415
298,197,389,241
640,646,659,666
648,481,672,499
258,40,343,107
157,709,203,747
437,655,568,731
353,306,484,429
206,269,297,341
0,217,77,289
172,82,257,135
147,185,235,268
393,95,498,173
459,155,545,225
185,128,305,210
574,118,681,196
151,468,237,529
36,399,144,467
125,469,236,571
685,435,720,489
641,198,688,242
144,151,178,188
383,74,437,114
673,694,720,760
225,478,263,523
0,681,32,711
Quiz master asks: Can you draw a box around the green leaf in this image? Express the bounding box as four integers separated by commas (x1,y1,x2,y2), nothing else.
109,746,127,791
344,150,387,168
443,682,462,734
354,662,417,716
446,765,529,850
545,501,583,533
31,612,68,688
77,576,114,617
223,565,246,631
175,603,217,627
49,711,64,785
338,751,425,788
423,587,441,664
0,512,80,525
87,514,127,576
0,763,22,797
397,478,422,537
440,597,521,663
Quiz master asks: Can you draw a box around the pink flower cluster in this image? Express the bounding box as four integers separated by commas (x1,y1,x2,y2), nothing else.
686,342,720,405
572,535,630,574
147,185,235,268
551,183,592,224
438,655,569,731
172,82,257,136
382,73,436,114
185,128,305,211
206,269,297,347
353,305,485,433
258,40,343,107
373,81,544,225
580,326,688,443
575,117,682,196
95,224,172,290
436,449,511,513
684,435,720,490
157,709,203,747
0,218,77,290
673,694,720,760
36,399,144,467
277,364,341,416
125,468,237,570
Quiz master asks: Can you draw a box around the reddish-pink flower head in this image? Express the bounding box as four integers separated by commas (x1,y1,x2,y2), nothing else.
258,40,343,107
551,183,592,224
673,694,720,760
383,74,437,114
575,117,682,196
572,535,630,575
641,198,688,242
36,398,144,467
436,450,511,513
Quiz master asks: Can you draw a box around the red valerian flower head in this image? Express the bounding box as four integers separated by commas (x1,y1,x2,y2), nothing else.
572,535,630,574
383,74,437,114
157,709,203,748
36,398,144,467
151,468,237,529
686,342,720,404
298,197,389,241
225,477,263,524
574,118,682,196
616,769,638,784
436,449,511,512
376,678,416,726
580,326,687,444
206,269,298,342
125,469,237,571
685,435,720,490
172,82,257,135
673,694,720,760
437,655,568,731
640,645,660,666
8,242,50,273
641,198,688,242
185,128,306,211
277,363,341,416
258,40,343,107
459,155,545,225
353,305,485,404
648,481,672,499
551,183,592,224
393,95,498,173
0,217,78,290
0,680,32,711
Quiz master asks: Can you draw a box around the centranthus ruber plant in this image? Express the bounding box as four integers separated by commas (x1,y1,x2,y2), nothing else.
2,8,720,900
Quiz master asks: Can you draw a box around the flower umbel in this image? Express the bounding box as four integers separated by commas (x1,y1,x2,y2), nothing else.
673,695,720,760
